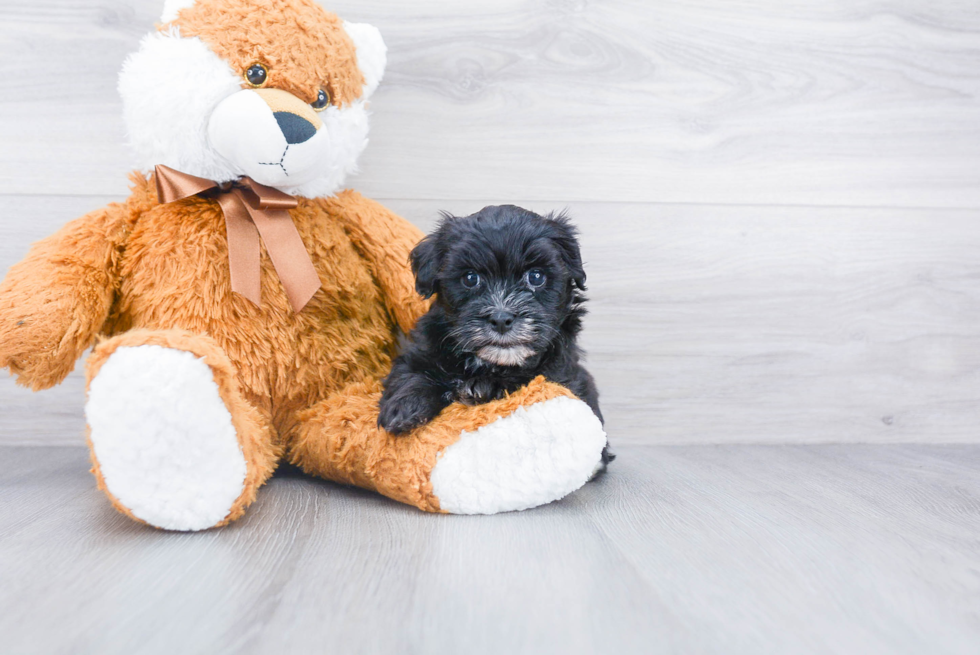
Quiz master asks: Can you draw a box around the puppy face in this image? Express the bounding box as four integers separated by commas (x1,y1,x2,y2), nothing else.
411,206,586,367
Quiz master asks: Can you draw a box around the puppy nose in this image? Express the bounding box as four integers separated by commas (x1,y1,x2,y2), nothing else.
489,311,515,334
274,111,317,145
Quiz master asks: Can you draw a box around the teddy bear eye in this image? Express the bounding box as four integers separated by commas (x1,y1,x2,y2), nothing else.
244,63,268,87
311,89,330,111
461,271,481,289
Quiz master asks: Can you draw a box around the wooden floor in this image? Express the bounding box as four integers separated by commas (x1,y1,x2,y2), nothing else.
3,444,979,655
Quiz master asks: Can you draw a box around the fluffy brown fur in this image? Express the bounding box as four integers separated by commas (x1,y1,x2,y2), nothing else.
169,0,364,107
291,376,576,512
101,175,406,435
0,201,130,391
0,172,559,521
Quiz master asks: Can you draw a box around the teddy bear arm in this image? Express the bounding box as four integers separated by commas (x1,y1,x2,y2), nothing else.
321,192,431,334
0,202,129,390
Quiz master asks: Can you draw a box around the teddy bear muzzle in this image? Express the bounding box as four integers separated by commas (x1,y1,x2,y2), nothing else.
208,87,327,188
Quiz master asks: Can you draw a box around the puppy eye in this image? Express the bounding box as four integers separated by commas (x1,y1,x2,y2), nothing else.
244,63,268,87
526,269,546,288
311,89,330,111
461,271,481,289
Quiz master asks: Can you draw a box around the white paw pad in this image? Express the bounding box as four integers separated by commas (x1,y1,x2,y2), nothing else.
430,396,606,514
86,345,247,531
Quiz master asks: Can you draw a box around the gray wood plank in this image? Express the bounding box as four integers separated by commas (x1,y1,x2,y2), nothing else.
2,444,979,654
2,0,979,207
575,444,980,654
4,194,980,446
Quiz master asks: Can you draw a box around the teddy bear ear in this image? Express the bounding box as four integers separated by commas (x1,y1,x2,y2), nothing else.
160,0,197,23
343,21,387,100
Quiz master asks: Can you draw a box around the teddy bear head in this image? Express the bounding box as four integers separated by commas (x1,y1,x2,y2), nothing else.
119,0,386,198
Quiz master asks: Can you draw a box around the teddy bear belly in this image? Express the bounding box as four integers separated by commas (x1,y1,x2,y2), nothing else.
108,207,397,410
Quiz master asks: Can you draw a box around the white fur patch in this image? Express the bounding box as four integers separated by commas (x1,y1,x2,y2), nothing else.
343,21,386,99
430,396,606,514
86,345,247,531
119,29,243,183
477,345,535,367
208,90,291,183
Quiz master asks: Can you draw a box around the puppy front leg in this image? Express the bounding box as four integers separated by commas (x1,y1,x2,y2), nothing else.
378,367,451,435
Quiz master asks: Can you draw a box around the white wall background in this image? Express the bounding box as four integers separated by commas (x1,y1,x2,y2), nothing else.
2,0,979,445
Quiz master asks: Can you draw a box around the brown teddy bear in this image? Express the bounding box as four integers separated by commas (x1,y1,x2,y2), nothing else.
0,0,606,530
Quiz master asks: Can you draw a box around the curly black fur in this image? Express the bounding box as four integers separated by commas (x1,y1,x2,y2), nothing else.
378,205,614,472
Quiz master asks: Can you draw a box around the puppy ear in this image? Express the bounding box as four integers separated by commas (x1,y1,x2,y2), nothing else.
410,234,441,298
549,212,587,290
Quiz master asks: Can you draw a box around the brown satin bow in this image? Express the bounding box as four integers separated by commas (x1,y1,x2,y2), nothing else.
154,164,321,313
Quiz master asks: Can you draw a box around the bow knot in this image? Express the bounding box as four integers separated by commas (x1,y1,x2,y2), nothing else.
154,164,321,312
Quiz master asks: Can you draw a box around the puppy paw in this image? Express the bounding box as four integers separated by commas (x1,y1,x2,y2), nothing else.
456,377,506,405
378,394,444,435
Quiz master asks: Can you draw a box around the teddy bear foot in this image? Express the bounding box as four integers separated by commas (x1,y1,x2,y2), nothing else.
86,344,250,531
429,395,606,514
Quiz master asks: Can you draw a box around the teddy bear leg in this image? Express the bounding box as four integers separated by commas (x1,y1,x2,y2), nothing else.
85,329,277,531
288,377,606,514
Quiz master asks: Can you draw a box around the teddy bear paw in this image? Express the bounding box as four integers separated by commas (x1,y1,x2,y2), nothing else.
429,396,606,514
86,345,247,531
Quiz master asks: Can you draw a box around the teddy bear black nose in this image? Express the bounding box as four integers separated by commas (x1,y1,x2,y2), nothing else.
273,111,317,145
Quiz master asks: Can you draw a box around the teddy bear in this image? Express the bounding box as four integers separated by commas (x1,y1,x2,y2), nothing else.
0,0,607,530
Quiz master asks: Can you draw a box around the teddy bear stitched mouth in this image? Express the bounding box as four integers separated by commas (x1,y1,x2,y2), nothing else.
255,111,318,177
259,145,290,176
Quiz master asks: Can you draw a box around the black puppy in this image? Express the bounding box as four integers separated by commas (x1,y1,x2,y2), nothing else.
378,205,613,470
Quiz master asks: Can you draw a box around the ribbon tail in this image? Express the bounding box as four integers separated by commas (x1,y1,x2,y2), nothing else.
154,164,218,203
217,193,263,307
247,207,322,313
